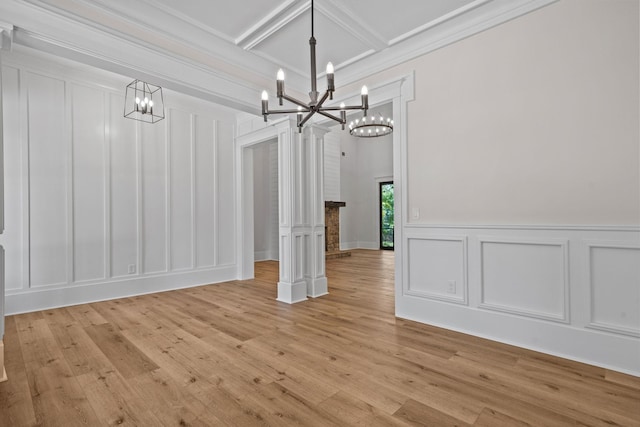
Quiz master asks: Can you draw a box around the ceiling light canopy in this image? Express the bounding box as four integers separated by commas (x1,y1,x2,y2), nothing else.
260,0,378,134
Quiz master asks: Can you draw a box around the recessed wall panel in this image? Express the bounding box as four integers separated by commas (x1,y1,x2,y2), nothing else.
407,237,466,303
109,93,138,278
27,72,68,287
480,240,567,321
194,115,216,268
141,118,167,274
216,122,235,265
590,246,640,336
1,66,24,291
168,108,193,271
72,83,106,282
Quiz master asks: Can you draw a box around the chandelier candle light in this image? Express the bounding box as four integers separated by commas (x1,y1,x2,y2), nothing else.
260,0,373,133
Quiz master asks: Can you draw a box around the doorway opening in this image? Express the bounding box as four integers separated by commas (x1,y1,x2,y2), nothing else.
379,181,394,250
252,140,279,263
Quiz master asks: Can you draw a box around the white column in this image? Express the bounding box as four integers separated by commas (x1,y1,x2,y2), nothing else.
276,122,308,303
276,121,329,303
305,125,327,297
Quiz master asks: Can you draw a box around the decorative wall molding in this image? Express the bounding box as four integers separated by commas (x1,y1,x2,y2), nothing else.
406,236,468,305
1,51,238,315
585,241,640,338
399,225,640,376
405,223,640,232
478,236,570,323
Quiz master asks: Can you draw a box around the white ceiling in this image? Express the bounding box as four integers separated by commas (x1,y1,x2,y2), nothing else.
0,0,557,113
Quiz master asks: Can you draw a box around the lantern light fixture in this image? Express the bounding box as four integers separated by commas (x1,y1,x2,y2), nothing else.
124,79,165,123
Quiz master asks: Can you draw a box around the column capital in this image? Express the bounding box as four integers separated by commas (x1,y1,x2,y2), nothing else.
304,124,331,140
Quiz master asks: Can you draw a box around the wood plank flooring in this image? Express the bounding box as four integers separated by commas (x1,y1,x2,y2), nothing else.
1,250,639,426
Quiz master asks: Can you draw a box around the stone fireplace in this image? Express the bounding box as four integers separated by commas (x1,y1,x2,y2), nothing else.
325,201,351,259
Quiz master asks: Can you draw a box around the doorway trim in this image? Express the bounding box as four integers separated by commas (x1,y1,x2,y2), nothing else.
235,72,414,309
235,122,284,280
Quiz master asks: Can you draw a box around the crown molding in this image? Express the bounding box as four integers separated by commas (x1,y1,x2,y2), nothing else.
0,0,559,114
334,0,559,88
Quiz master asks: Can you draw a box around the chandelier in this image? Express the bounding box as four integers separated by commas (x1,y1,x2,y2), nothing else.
349,113,393,138
260,0,371,133
124,79,165,123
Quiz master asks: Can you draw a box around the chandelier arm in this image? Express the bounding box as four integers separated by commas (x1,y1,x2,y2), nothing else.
316,110,344,124
281,94,311,109
298,110,317,128
266,108,310,115
314,90,330,110
319,104,364,112
341,104,369,111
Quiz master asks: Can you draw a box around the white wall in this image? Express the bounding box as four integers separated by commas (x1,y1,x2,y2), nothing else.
253,140,279,261
399,0,640,374
0,48,238,314
336,0,640,375
323,132,341,202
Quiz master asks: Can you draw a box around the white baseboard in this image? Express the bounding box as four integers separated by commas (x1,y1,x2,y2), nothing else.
357,241,379,250
254,251,270,262
340,241,381,250
5,265,237,315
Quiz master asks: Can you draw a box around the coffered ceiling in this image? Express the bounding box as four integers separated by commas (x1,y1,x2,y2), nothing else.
0,0,556,113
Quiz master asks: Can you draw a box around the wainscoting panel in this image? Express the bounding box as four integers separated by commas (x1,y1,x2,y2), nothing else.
399,225,640,376
168,108,194,271
1,65,24,291
479,238,568,322
194,117,217,268
1,52,238,315
109,92,138,279
71,83,107,283
587,243,640,337
407,236,467,304
27,71,69,288
141,115,168,275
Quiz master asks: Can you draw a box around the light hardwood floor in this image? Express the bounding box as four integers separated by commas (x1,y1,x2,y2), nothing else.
0,250,639,426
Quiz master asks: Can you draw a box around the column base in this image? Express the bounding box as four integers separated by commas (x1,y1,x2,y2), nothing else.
0,339,6,383
276,281,308,304
307,276,328,298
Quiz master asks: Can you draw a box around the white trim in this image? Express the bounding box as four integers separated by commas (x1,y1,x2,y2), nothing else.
5,265,236,315
405,235,469,306
398,224,640,375
405,223,640,232
477,236,570,323
585,241,640,338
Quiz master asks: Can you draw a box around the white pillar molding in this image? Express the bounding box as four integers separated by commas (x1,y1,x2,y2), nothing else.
275,122,308,303
305,125,328,298
235,117,330,304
